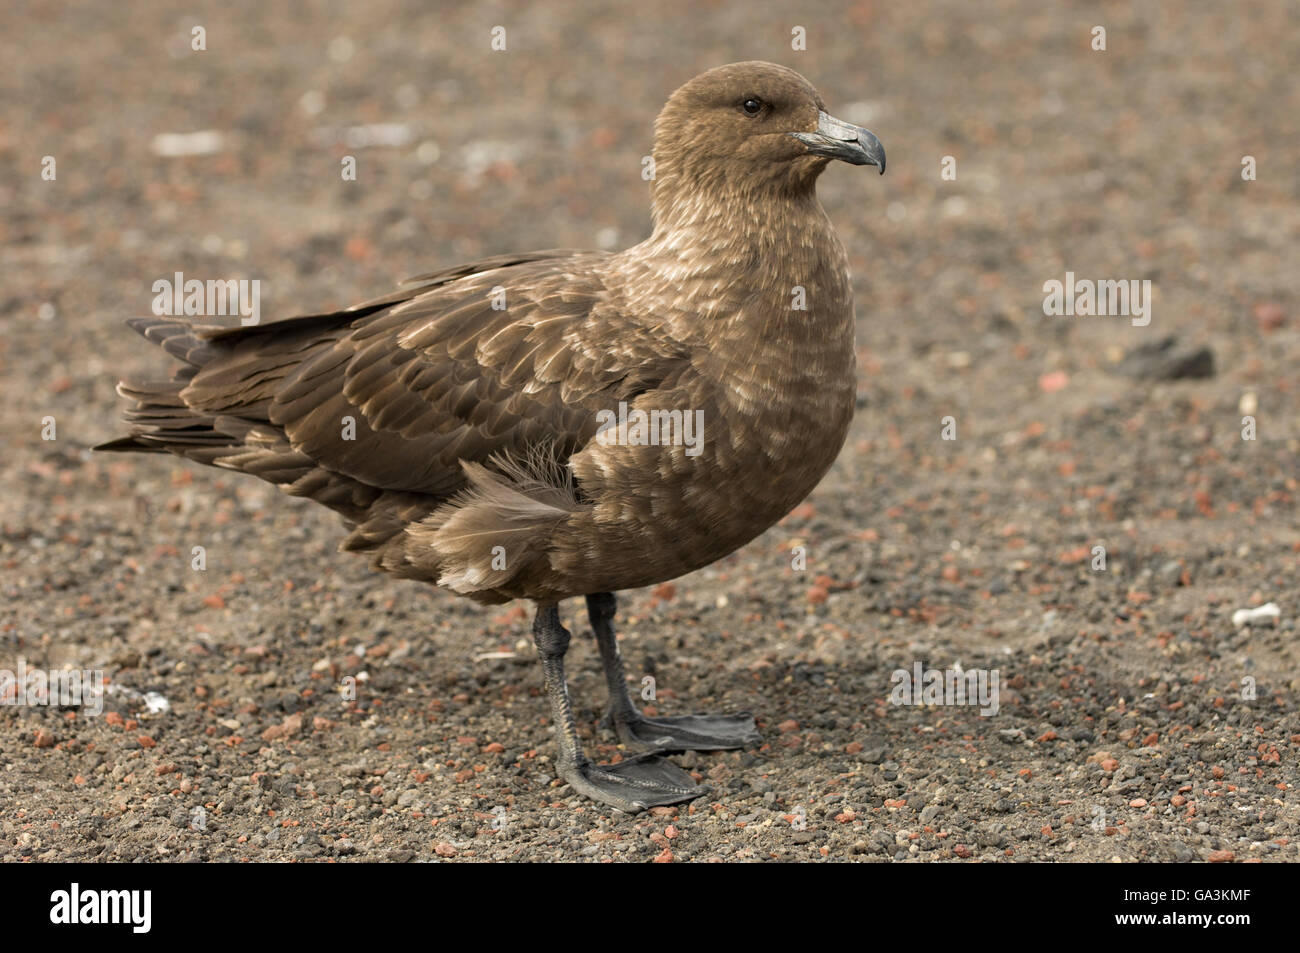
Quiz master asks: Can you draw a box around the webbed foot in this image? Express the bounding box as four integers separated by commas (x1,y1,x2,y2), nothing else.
557,751,706,813
605,710,763,753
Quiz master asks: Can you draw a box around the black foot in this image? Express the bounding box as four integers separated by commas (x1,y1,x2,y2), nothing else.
557,752,706,813
606,711,763,753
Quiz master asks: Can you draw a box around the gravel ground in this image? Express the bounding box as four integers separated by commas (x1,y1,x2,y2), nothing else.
2,0,1297,862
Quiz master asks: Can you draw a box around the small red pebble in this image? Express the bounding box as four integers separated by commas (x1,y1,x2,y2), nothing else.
806,585,829,604
203,594,225,609
1207,850,1234,863
1171,795,1186,807
835,811,857,824
883,798,907,808
653,848,674,863
1252,301,1287,331
483,742,505,753
664,826,678,839
1037,731,1058,742
954,844,972,858
434,842,456,857
777,719,799,733
137,735,157,748
344,236,373,261
34,730,56,748
1211,766,1225,779
845,741,863,754
651,582,677,601
105,712,124,727
1038,370,1069,393
1141,732,1159,747
1100,758,1118,772
1129,798,1147,808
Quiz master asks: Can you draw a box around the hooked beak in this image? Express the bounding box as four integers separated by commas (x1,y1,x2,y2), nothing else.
790,111,886,174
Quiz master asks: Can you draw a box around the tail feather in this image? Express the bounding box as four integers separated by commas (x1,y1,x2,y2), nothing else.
91,435,165,453
97,319,407,536
125,317,218,368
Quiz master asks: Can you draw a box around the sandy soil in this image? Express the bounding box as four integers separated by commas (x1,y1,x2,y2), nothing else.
1,0,1297,861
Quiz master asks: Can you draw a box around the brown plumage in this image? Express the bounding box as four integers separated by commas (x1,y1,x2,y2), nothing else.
99,62,885,812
